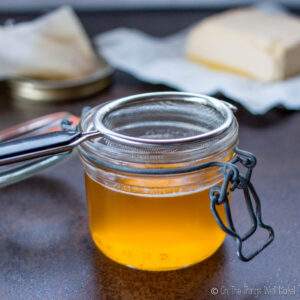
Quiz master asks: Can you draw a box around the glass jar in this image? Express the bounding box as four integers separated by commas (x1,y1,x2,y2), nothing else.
78,92,239,271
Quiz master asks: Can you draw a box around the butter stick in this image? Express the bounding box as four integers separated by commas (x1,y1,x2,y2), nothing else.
185,8,300,82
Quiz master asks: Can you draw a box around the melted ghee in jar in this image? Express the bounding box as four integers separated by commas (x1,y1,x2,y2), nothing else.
85,173,227,271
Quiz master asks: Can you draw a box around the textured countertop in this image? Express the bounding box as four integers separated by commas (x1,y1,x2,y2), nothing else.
0,9,299,300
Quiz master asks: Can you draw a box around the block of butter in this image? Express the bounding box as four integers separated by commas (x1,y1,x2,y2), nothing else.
0,6,100,80
185,8,300,82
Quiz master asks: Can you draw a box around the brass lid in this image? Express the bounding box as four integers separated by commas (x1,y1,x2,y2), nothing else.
6,56,114,102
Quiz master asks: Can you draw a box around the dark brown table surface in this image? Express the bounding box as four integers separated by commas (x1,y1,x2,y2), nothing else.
0,9,300,300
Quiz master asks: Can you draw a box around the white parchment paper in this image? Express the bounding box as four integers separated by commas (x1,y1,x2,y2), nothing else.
95,4,300,114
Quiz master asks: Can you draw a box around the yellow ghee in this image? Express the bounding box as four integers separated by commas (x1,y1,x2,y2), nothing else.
85,173,227,271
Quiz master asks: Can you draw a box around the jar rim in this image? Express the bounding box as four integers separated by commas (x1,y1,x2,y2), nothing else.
93,92,235,146
79,92,239,170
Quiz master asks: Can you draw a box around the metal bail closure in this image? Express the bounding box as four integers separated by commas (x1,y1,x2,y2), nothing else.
209,147,274,262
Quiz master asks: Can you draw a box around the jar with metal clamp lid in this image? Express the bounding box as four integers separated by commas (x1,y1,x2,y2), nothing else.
78,92,274,271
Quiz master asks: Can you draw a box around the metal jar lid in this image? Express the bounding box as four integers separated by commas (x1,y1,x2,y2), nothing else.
5,55,114,102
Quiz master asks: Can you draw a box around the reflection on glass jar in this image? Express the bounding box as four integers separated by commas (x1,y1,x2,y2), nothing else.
79,92,238,271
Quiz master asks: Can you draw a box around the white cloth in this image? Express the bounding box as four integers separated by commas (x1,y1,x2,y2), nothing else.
0,6,99,80
95,3,300,114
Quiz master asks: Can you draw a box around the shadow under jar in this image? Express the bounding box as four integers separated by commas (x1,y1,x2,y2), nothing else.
78,92,238,271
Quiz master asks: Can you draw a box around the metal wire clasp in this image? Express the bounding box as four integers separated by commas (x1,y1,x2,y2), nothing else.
209,147,274,262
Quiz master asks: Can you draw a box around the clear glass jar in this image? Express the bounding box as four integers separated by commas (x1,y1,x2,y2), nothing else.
78,92,238,271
